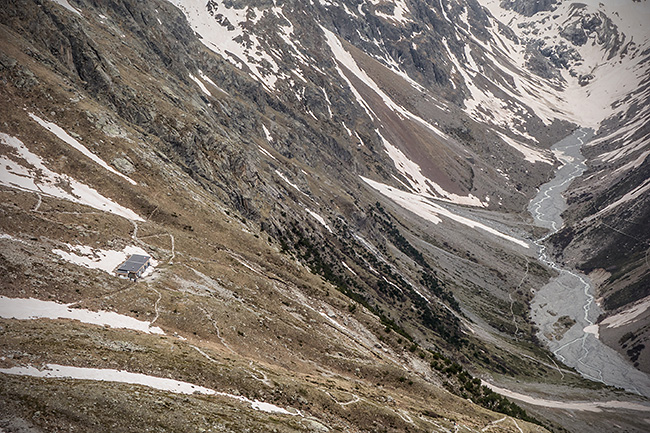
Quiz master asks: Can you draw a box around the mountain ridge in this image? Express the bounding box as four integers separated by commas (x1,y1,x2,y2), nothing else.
1,0,649,432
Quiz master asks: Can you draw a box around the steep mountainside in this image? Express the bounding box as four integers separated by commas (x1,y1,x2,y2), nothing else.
0,0,649,432
483,0,650,374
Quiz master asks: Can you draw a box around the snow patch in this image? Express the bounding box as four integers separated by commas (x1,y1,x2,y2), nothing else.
50,0,81,15
29,113,137,185
0,233,24,243
0,296,164,334
189,73,212,97
0,364,298,415
322,26,448,139
342,261,357,276
583,324,600,339
169,1,286,90
587,177,650,221
494,131,553,165
305,208,332,233
601,295,650,329
52,244,155,275
198,70,228,94
368,0,412,24
275,170,305,195
0,133,144,221
479,0,650,128
379,131,488,206
361,176,529,248
262,125,273,142
258,146,276,160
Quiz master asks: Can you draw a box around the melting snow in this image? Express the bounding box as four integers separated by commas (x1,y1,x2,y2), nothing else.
274,7,311,67
198,70,228,95
305,208,332,233
586,177,650,221
52,244,155,275
275,170,305,195
262,125,273,142
321,88,334,118
609,148,650,177
379,131,488,206
189,73,212,97
0,233,28,244
0,296,164,334
593,105,650,159
368,0,412,24
342,261,357,276
494,131,553,165
0,133,144,221
361,176,529,248
258,146,276,160
322,26,448,139
50,0,81,16
322,28,492,206
169,1,287,90
354,131,366,147
442,37,553,141
601,295,650,329
0,364,298,415
479,0,650,128
583,324,600,339
29,113,137,185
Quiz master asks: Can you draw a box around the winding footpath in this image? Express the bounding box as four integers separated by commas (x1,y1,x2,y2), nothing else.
528,128,650,398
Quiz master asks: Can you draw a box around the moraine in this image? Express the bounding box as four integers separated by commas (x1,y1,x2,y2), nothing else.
528,128,650,398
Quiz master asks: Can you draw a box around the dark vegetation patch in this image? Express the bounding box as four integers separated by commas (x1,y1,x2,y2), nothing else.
265,203,466,349
427,351,544,427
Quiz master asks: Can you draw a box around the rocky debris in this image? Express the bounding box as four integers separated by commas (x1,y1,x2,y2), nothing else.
500,0,557,17
524,46,561,79
548,315,576,341
302,418,330,432
0,417,45,433
0,52,39,90
0,52,18,69
560,22,588,46
111,155,136,175
577,73,594,86
89,112,128,139
531,41,581,71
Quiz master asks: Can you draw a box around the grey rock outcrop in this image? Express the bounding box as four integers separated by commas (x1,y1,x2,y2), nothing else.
111,156,136,175
500,0,557,17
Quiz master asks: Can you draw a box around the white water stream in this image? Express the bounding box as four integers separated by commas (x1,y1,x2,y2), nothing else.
528,128,650,397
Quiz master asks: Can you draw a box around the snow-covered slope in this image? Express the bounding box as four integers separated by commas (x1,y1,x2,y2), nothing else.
163,0,647,216
480,0,650,128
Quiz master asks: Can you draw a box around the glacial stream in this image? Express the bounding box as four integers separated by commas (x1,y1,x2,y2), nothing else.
528,128,650,398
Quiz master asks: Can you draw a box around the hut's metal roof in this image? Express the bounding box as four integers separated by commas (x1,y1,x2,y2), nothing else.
117,254,150,273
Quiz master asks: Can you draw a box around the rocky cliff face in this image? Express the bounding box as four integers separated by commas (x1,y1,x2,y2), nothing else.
499,0,558,17
1,0,649,432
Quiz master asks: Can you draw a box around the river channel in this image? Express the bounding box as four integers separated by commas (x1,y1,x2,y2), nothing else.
528,128,650,398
